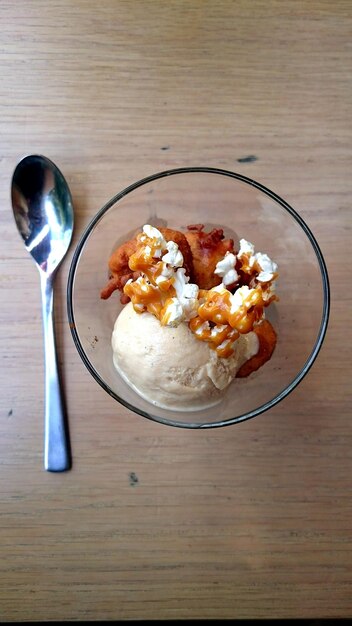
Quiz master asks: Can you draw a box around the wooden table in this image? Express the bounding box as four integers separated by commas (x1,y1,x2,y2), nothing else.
1,0,351,620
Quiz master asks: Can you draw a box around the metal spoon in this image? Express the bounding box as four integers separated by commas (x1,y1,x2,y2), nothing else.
11,155,74,472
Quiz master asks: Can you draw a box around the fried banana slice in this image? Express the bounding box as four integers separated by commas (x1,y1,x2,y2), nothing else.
100,227,194,300
100,237,138,299
185,224,235,290
236,319,277,378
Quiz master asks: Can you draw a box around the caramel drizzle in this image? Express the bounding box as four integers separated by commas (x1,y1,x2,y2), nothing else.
123,230,278,358
124,231,177,321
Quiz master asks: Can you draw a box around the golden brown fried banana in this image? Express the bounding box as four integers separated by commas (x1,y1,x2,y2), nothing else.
185,226,234,290
100,227,194,300
236,319,277,378
100,238,138,300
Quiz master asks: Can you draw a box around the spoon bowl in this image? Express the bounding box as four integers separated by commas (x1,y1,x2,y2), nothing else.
12,155,73,272
11,155,73,471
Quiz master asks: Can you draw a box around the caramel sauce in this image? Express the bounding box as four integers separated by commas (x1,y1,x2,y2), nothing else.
123,229,278,357
197,287,269,334
189,316,240,358
124,277,177,321
239,252,257,274
124,232,178,324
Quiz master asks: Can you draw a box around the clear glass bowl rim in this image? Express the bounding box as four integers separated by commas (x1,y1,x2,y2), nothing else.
67,166,330,429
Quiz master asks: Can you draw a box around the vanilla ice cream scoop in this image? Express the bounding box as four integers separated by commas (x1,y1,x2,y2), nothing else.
112,303,259,411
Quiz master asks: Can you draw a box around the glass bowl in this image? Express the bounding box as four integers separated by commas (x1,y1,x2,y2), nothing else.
67,167,329,428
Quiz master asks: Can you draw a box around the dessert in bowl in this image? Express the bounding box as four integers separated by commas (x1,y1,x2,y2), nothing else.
67,168,329,428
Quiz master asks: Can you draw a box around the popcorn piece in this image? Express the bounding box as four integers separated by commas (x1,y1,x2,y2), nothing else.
162,241,184,268
214,252,239,286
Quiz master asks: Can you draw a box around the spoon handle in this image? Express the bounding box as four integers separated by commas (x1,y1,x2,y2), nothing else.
40,272,71,472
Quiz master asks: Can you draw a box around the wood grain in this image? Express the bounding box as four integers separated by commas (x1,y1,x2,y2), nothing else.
1,0,351,620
